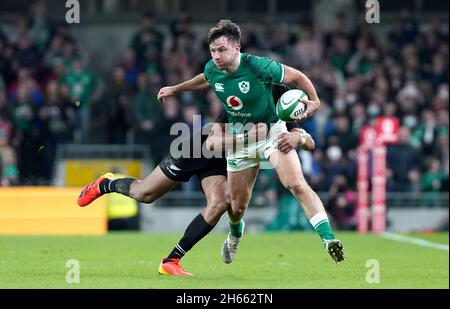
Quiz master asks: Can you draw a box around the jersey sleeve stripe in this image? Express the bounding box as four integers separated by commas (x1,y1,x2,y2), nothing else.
279,64,285,83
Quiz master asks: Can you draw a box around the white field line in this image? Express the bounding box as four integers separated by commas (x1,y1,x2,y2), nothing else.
381,232,449,251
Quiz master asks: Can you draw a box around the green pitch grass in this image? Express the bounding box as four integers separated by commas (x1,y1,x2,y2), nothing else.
0,232,447,289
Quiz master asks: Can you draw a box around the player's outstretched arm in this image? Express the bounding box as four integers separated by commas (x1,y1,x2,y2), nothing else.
277,128,315,154
282,65,320,120
157,73,210,102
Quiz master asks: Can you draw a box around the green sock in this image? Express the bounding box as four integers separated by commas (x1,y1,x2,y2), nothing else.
229,220,245,238
315,221,335,241
310,212,335,241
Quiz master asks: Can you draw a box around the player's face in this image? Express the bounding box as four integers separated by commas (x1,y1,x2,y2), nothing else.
209,36,240,70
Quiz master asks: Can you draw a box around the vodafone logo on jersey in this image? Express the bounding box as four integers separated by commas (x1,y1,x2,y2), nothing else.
226,96,244,110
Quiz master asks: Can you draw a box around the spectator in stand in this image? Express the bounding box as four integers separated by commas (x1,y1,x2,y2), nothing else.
411,109,438,156
386,126,421,192
322,144,349,191
292,23,322,70
158,96,183,158
0,128,18,186
120,48,139,90
328,175,356,230
60,57,98,142
134,73,163,161
38,80,75,180
100,66,133,144
12,83,43,184
421,157,449,207
422,157,448,193
29,0,54,53
330,35,352,76
130,12,164,74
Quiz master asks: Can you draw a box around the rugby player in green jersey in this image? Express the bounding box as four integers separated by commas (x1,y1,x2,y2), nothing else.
158,20,345,264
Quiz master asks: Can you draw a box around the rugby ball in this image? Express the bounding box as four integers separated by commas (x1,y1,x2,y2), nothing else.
276,89,308,122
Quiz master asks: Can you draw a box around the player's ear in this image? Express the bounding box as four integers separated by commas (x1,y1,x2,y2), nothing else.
235,43,241,52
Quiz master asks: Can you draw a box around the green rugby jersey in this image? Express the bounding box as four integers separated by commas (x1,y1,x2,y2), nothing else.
203,53,285,133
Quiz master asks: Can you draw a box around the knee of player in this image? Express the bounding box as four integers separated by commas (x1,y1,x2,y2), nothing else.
286,179,309,196
205,201,229,220
208,200,229,213
231,207,246,218
230,195,250,210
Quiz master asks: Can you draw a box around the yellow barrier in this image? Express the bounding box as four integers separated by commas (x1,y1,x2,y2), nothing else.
65,160,142,186
0,187,107,235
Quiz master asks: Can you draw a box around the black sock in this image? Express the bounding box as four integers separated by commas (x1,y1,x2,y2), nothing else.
165,213,214,262
99,177,136,196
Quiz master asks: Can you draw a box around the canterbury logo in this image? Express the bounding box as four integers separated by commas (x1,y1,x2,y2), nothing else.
228,159,237,166
215,83,224,92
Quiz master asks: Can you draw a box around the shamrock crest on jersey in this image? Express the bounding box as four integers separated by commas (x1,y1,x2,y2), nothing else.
238,81,250,94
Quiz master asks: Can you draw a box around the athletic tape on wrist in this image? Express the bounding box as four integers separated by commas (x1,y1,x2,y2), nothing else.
299,132,307,145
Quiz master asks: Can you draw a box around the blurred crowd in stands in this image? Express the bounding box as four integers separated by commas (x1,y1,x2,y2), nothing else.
0,3,448,227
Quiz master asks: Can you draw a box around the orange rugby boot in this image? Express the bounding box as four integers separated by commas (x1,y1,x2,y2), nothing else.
77,172,114,207
158,258,193,277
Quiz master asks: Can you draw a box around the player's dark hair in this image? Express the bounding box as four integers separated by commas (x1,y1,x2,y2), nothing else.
207,19,241,45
